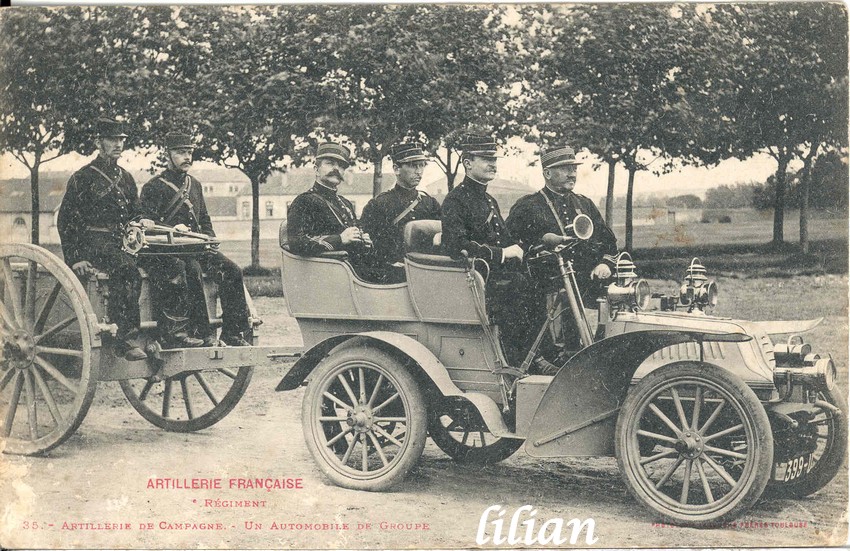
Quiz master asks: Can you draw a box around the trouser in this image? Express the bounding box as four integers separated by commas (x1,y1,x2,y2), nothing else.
88,245,142,341
137,256,194,341
486,268,540,366
184,250,249,338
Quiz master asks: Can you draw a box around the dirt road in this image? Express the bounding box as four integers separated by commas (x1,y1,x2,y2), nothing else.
1,296,847,549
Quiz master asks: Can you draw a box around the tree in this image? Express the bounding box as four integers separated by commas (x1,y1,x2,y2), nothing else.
666,194,702,209
709,3,848,246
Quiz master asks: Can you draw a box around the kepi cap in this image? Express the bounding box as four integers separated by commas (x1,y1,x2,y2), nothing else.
389,142,429,164
541,145,583,168
165,132,195,150
316,142,352,167
459,134,501,158
94,117,128,138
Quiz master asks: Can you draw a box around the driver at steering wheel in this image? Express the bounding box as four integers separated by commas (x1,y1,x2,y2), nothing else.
506,144,618,359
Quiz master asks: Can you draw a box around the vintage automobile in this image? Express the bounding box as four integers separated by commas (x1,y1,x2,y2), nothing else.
275,216,846,527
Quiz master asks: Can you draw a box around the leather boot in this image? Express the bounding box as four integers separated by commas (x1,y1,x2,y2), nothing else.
159,313,204,349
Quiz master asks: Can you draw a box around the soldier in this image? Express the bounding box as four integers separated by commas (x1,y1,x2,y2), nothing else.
285,142,373,264
506,144,618,356
360,142,441,283
440,134,529,364
57,118,199,360
140,132,251,347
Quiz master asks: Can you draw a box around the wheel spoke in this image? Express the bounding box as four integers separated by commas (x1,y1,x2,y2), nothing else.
373,423,404,447
703,423,744,443
138,379,156,401
649,403,682,436
2,372,24,437
640,448,678,465
0,367,17,393
34,281,62,334
34,356,78,395
336,372,359,407
704,444,747,460
654,455,684,489
358,367,366,404
180,378,194,420
373,416,407,423
323,390,354,411
326,427,353,447
217,368,238,379
192,373,219,406
35,346,82,358
23,368,38,440
680,459,693,504
372,392,399,414
367,373,384,408
1,259,23,324
0,292,19,331
35,316,77,344
368,431,389,466
162,380,172,418
636,429,678,445
695,458,715,503
361,433,369,472
670,387,689,431
341,434,356,464
698,398,726,436
691,385,703,431
702,453,738,488
24,261,37,327
31,366,63,428
319,416,349,422
479,431,487,446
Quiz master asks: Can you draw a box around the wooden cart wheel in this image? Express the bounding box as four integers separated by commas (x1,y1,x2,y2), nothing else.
119,366,253,432
429,405,522,464
615,362,773,527
302,346,427,491
0,244,100,455
766,388,847,498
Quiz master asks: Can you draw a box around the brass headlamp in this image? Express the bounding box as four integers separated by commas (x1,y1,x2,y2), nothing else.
606,252,651,312
678,258,718,313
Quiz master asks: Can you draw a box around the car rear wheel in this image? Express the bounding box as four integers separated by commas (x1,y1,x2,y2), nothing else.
429,405,522,464
302,346,427,491
615,362,773,527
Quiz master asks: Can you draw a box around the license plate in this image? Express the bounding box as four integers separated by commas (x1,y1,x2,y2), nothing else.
775,453,814,482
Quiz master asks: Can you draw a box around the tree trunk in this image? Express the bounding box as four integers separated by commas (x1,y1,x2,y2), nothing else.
772,155,789,244
799,142,820,255
251,176,261,270
29,163,41,245
372,155,383,198
445,149,457,191
605,158,616,225
625,167,636,252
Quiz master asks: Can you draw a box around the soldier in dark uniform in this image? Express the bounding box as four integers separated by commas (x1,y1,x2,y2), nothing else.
285,142,373,274
507,145,618,357
440,134,530,365
360,142,441,283
57,119,199,360
140,132,251,347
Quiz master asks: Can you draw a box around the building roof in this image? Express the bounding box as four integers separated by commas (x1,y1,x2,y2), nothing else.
237,168,396,197
204,196,237,217
0,175,69,213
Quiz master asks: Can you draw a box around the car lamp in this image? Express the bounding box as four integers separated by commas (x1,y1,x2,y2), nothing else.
774,353,837,392
678,258,718,312
606,252,651,312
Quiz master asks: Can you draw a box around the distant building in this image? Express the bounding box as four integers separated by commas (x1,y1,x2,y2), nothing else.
423,176,536,214
0,176,67,244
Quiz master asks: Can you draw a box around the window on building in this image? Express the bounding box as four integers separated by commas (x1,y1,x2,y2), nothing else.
265,201,274,217
13,217,26,227
242,201,250,219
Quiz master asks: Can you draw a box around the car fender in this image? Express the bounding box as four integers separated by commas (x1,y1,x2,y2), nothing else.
524,329,751,458
274,331,512,437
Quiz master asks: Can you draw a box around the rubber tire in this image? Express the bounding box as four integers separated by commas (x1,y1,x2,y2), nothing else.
766,388,847,498
429,410,522,464
615,362,773,527
301,346,427,491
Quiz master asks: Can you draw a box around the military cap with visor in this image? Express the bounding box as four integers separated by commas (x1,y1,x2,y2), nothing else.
316,142,352,167
165,132,196,150
540,145,583,169
459,134,502,158
94,117,128,138
389,142,429,164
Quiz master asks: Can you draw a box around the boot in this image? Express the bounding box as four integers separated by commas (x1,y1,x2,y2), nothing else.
159,313,204,349
113,335,147,361
220,332,250,347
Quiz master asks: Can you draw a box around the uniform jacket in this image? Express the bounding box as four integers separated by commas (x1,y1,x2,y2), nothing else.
360,185,441,265
441,176,516,264
286,182,360,256
506,186,619,280
57,156,141,266
140,169,215,236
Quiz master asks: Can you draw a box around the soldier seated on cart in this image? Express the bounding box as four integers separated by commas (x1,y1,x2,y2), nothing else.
360,141,441,284
57,118,202,361
285,142,375,279
140,132,251,347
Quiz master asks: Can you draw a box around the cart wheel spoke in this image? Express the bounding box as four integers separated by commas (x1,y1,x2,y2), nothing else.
319,416,349,422
180,378,194,420
698,398,726,436
326,427,353,448
702,453,737,488
217,368,237,379
373,416,407,423
31,366,63,427
24,261,37,326
691,383,703,431
138,379,156,402
23,369,38,440
341,433,357,464
702,423,744,443
649,403,682,436
35,316,77,344
670,387,689,431
1,259,23,324
640,448,677,466
192,373,220,406
35,346,82,358
695,458,715,503
2,372,24,437
162,380,172,418
336,372,359,407
361,433,369,472
372,392,399,414
373,423,404,447
358,367,366,404
679,459,693,504
0,289,19,331
33,281,62,334
703,444,747,460
367,374,384,408
34,356,78,395
653,456,684,489
323,390,354,411
368,431,389,467
479,431,487,446
636,429,678,445
0,367,17,394
460,429,470,446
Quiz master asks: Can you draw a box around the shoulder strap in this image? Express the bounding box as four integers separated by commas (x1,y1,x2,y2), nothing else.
391,192,423,225
539,190,567,236
88,165,127,200
160,176,195,225
312,190,349,227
